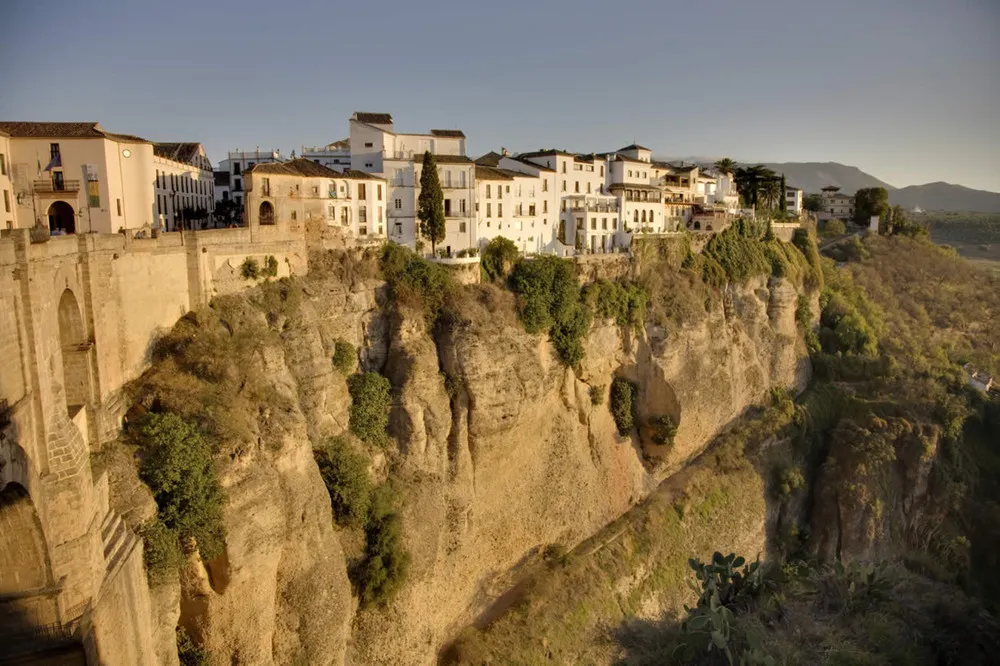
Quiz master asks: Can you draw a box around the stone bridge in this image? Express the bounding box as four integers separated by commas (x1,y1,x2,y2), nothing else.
0,225,307,663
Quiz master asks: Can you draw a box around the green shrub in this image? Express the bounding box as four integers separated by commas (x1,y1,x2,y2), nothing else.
702,219,772,284
332,339,356,375
795,294,812,329
822,219,847,236
347,372,392,446
133,413,226,561
481,236,520,282
379,242,457,321
589,384,605,406
315,436,371,527
176,627,210,666
584,280,650,329
140,519,181,584
775,466,805,497
510,255,593,366
610,377,637,436
240,257,260,280
353,485,410,607
263,255,279,277
649,415,677,446
792,228,823,290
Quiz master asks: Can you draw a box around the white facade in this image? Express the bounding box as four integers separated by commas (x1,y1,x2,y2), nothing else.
0,133,16,230
216,149,284,206
349,112,473,254
0,121,156,234
821,187,853,218
152,143,214,231
785,186,803,215
245,158,387,242
475,165,551,255
301,139,351,172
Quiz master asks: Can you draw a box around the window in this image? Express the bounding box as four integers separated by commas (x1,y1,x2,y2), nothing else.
600,166,604,177
364,142,373,148
377,184,382,200
50,143,60,160
459,222,467,233
222,191,229,201
359,207,367,223
641,211,647,223
542,180,548,192
591,218,596,230
291,210,297,221
486,203,491,217
613,218,618,230
460,199,466,213
378,207,383,223
602,218,607,230
561,180,566,192
561,200,566,212
498,203,503,217
365,162,373,168
529,204,535,216
328,204,336,219
233,162,241,175
628,170,632,178
587,183,592,194
3,190,9,213
574,182,579,193
394,198,402,209
156,195,161,215
358,183,367,199
116,198,122,216
634,210,639,223
262,177,270,196
444,199,452,216
506,185,510,193
234,178,242,191
342,208,349,225
561,162,566,173
543,201,548,213
587,165,594,172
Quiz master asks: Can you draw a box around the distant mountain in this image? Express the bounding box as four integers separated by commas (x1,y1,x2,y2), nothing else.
889,182,1000,213
759,162,894,195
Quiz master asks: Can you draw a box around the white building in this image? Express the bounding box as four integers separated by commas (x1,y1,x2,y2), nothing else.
785,186,803,216
349,112,475,254
606,145,667,239
152,143,214,231
0,121,156,234
244,158,387,242
820,186,853,219
301,139,351,172
491,153,566,255
216,149,284,207
474,163,550,255
0,131,17,230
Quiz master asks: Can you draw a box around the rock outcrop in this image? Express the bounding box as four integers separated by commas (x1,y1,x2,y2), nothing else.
118,253,811,665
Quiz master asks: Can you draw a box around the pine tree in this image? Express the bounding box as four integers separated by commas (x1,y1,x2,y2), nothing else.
779,174,788,216
417,151,446,255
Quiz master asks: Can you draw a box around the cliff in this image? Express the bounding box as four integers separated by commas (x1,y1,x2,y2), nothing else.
119,249,812,665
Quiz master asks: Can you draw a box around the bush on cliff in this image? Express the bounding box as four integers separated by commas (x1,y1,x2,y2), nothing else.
315,436,371,527
332,339,356,375
139,518,181,584
509,255,593,366
610,377,637,436
480,236,520,282
379,242,457,321
133,412,226,562
584,279,649,330
347,372,392,446
352,484,411,607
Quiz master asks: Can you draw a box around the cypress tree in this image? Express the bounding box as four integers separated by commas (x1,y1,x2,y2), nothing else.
417,151,446,255
779,174,788,215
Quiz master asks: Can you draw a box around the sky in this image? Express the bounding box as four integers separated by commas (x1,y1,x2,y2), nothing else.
2,0,998,191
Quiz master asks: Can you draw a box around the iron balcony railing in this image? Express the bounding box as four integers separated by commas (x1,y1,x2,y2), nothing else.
33,180,81,193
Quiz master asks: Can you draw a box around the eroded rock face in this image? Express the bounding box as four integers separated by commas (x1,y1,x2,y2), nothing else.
125,258,810,666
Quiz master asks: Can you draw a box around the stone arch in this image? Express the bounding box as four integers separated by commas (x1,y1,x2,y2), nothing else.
259,201,275,225
57,289,90,416
0,483,53,595
46,201,76,234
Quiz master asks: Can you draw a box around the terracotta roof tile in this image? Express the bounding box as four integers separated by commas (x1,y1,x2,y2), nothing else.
153,142,204,164
430,129,465,138
352,112,393,125
475,165,514,181
412,154,472,164
0,121,151,143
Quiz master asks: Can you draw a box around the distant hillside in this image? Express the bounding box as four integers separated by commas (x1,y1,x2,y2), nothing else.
759,162,894,194
891,182,1000,213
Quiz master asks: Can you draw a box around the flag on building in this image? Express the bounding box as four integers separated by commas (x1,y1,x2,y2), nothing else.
43,154,62,171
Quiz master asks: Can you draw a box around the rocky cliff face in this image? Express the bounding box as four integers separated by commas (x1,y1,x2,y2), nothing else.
119,253,811,665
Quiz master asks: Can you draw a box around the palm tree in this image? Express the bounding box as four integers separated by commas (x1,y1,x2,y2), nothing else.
714,157,736,176
760,177,782,211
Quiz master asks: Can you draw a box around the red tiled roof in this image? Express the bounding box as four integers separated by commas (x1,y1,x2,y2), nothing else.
0,121,150,143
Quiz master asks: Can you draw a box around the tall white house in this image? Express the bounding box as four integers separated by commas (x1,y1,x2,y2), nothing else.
349,112,475,253
785,186,804,216
215,149,284,207
820,185,854,219
0,121,156,234
152,142,215,231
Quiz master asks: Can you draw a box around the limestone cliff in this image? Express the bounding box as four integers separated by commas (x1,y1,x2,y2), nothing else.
120,252,811,665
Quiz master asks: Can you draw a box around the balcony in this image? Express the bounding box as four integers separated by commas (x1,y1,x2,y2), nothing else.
33,180,80,194
567,202,619,213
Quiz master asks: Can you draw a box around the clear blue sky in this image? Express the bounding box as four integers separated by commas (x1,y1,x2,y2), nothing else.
3,0,997,191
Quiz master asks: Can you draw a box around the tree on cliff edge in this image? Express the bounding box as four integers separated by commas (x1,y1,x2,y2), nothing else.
417,151,446,255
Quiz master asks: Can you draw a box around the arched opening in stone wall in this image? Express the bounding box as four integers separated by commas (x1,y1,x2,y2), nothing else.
259,201,275,225
46,201,76,235
0,483,52,596
57,289,90,417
